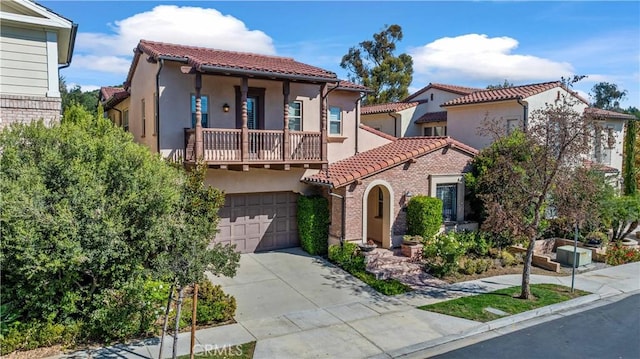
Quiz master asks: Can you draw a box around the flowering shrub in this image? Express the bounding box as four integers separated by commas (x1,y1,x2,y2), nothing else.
605,244,640,265
423,232,469,277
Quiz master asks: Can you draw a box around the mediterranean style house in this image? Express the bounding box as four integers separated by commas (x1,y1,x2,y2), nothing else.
362,81,633,178
0,0,77,128
102,40,477,252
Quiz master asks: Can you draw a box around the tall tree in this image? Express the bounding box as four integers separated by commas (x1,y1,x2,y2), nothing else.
59,76,99,116
468,80,603,299
340,24,413,104
623,107,638,195
590,82,627,111
486,79,514,89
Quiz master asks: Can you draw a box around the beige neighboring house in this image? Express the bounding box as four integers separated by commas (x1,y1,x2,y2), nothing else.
443,81,633,176
99,86,130,130
0,0,76,128
360,83,480,138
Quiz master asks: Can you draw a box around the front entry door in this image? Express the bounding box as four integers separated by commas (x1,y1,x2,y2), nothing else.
436,184,457,222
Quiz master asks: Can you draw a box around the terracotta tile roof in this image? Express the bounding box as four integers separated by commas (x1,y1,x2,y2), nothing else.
583,160,619,174
359,124,397,141
442,81,573,107
584,107,636,120
415,111,447,124
137,40,337,82
361,102,419,115
304,137,477,187
99,86,129,109
404,83,481,101
333,80,372,92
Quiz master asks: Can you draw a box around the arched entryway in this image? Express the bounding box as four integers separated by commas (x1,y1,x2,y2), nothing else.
362,181,393,249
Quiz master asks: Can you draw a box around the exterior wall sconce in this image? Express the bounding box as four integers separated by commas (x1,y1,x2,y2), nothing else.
404,191,413,199
222,103,230,112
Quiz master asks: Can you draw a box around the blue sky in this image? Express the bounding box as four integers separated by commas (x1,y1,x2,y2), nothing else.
43,1,639,108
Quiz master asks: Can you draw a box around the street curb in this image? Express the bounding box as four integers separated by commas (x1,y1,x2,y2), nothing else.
380,291,621,358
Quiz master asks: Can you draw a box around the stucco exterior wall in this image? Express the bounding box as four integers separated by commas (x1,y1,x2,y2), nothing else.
105,97,130,128
411,88,465,112
358,127,393,152
327,147,474,246
447,101,522,149
205,168,316,195
327,90,360,163
128,57,158,151
361,113,398,136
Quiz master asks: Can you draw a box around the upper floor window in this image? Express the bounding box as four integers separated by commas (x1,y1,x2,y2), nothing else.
191,94,209,128
329,107,342,135
141,99,146,137
288,101,302,131
123,109,129,132
424,126,446,136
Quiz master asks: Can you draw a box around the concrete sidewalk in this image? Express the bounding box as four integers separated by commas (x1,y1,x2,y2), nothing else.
57,251,639,359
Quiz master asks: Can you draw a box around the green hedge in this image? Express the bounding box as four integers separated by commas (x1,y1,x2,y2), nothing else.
297,195,330,255
407,195,443,240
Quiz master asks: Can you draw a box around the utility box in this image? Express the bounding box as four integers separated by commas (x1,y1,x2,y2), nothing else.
556,245,592,267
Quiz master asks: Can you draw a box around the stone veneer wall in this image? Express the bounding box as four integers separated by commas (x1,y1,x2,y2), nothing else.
0,94,62,129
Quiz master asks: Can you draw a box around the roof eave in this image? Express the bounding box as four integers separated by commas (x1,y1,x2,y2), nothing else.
200,64,337,83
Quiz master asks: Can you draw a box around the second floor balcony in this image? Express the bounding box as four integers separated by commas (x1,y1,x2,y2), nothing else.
184,127,325,170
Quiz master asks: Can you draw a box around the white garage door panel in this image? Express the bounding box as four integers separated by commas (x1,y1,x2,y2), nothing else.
214,192,299,253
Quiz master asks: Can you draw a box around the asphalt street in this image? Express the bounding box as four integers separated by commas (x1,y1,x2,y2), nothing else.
434,294,640,359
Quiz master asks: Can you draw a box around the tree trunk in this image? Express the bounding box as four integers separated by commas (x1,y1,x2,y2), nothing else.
190,283,198,359
520,237,535,299
158,284,174,359
172,286,184,359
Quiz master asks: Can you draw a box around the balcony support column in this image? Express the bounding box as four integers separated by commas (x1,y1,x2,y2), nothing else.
283,80,290,161
320,83,328,167
241,77,249,163
194,72,203,160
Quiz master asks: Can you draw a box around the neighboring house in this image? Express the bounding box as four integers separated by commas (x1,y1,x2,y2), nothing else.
0,0,76,128
109,39,398,253
304,137,477,248
443,81,630,176
360,83,479,138
99,86,130,130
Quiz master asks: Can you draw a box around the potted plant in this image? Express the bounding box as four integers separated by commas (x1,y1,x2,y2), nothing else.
358,239,377,252
401,235,424,258
584,231,607,248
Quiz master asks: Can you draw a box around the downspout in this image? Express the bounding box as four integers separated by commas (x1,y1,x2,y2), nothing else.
112,107,122,125
155,58,164,154
354,91,367,154
517,97,528,132
387,112,399,137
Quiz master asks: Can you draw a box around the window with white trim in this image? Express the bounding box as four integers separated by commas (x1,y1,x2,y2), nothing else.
506,118,520,134
288,101,302,131
329,107,342,135
123,109,129,132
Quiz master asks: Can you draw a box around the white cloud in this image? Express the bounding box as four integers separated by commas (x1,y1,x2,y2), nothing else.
73,5,275,74
409,34,574,82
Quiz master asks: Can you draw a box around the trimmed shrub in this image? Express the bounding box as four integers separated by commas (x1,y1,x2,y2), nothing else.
1,320,82,355
500,250,517,266
407,195,443,240
606,244,640,265
297,195,330,255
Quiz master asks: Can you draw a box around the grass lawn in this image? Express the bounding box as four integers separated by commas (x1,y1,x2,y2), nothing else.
419,284,589,322
351,270,411,296
178,341,256,359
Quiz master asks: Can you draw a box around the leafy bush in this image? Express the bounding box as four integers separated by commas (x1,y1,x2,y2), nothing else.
500,250,518,267
423,232,468,277
402,235,423,245
1,320,82,355
455,231,491,256
328,242,365,273
0,303,19,338
606,244,640,265
407,196,443,240
196,280,236,324
297,195,330,255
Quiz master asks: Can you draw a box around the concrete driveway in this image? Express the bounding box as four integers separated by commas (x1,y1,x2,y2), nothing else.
208,248,478,358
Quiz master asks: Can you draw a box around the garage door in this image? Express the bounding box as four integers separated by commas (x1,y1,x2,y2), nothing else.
214,192,299,253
